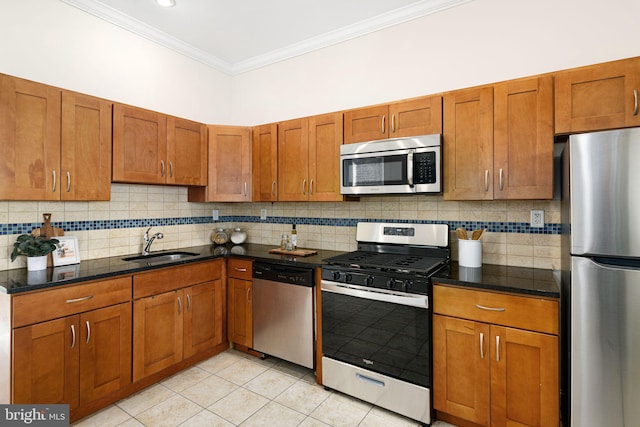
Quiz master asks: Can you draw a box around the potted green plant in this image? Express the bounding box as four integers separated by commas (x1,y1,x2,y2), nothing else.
11,234,60,271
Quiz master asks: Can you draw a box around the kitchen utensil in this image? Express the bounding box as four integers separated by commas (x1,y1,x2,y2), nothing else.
456,227,468,240
471,229,485,240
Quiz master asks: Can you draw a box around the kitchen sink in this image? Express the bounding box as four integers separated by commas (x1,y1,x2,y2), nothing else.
122,251,199,264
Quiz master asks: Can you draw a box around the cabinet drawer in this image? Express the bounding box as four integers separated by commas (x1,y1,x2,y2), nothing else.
133,259,222,299
228,258,252,280
13,276,132,328
433,285,558,335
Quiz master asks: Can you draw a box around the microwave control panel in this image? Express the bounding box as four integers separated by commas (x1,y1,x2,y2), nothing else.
414,152,437,184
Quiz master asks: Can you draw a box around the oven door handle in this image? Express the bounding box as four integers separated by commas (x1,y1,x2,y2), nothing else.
321,280,428,309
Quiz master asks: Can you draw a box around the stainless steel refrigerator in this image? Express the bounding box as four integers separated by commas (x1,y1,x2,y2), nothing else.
562,127,640,426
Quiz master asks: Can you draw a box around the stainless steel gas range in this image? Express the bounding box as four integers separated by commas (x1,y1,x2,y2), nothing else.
321,222,450,425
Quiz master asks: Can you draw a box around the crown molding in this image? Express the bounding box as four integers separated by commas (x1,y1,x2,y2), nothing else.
60,0,473,76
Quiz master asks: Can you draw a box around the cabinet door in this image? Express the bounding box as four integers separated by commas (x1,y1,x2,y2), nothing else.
278,118,309,201
343,105,388,144
12,316,79,409
494,76,554,200
389,95,443,137
61,91,112,201
443,86,494,200
0,74,61,200
309,112,343,201
133,290,183,382
433,314,490,426
555,57,640,133
252,123,278,201
183,280,224,359
490,326,559,427
201,125,251,201
227,277,252,348
167,116,207,186
112,103,167,184
79,303,132,406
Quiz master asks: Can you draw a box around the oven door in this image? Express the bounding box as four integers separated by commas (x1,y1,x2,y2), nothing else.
321,280,430,388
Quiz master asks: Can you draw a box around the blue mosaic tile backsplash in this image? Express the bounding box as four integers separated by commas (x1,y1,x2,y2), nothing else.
0,215,561,236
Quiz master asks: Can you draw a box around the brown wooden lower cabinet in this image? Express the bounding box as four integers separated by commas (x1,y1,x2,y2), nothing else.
133,279,225,382
433,285,559,427
12,302,132,409
227,258,253,348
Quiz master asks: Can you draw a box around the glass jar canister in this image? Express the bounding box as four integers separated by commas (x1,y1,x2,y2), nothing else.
280,233,290,250
230,227,247,244
212,228,229,245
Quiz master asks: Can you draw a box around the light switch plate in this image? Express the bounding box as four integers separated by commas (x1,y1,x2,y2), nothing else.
530,209,544,228
212,209,219,221
260,208,267,220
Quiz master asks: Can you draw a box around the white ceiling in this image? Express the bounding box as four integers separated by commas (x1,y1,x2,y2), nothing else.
60,0,472,75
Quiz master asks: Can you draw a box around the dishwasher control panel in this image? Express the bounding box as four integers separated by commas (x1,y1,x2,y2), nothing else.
253,262,315,287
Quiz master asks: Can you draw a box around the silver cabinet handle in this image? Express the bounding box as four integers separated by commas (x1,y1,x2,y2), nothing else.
178,296,182,315
302,179,307,195
66,295,94,304
310,179,314,195
244,182,247,197
246,287,251,303
71,324,76,349
476,304,506,312
187,294,191,312
480,332,485,359
499,168,504,191
391,114,396,133
161,160,165,177
634,89,639,116
496,335,501,362
66,171,71,192
235,267,247,272
85,320,91,344
484,170,489,192
169,161,174,178
381,115,386,134
271,180,276,197
52,170,56,192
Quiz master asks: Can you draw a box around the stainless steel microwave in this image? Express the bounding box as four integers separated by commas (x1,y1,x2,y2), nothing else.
340,134,441,195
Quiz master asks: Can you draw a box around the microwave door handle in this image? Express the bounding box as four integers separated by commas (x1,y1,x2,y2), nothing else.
407,151,414,187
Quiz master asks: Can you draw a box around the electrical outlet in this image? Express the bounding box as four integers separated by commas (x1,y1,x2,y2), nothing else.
260,208,267,220
212,209,219,221
530,209,544,228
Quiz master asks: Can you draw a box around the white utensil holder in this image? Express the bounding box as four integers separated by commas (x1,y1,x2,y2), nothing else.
459,239,482,268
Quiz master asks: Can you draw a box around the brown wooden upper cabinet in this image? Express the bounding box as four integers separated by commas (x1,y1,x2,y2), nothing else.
555,56,640,133
278,112,343,202
113,104,206,186
252,123,278,202
343,95,442,144
444,76,554,200
188,125,251,202
0,74,111,200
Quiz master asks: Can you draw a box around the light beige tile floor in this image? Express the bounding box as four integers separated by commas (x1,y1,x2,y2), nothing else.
73,349,458,427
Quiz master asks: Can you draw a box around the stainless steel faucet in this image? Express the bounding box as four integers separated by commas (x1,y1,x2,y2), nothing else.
142,227,164,255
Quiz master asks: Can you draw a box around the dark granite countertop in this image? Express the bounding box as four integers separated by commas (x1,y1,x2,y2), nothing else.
0,243,346,295
432,261,560,299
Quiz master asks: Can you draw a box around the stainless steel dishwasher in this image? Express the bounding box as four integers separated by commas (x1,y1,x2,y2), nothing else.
252,261,315,369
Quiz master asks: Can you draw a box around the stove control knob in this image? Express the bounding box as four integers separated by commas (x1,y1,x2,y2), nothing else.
345,273,353,283
365,275,375,286
332,271,341,281
403,280,413,292
387,278,397,289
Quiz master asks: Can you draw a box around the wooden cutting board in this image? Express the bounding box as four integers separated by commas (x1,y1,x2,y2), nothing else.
31,213,65,267
268,248,318,257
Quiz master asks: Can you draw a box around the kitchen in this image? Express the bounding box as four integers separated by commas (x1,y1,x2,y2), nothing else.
1,0,639,426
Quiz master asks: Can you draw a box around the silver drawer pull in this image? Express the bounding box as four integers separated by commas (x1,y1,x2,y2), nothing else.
476,304,505,312
66,295,94,304
356,373,385,387
234,267,247,272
